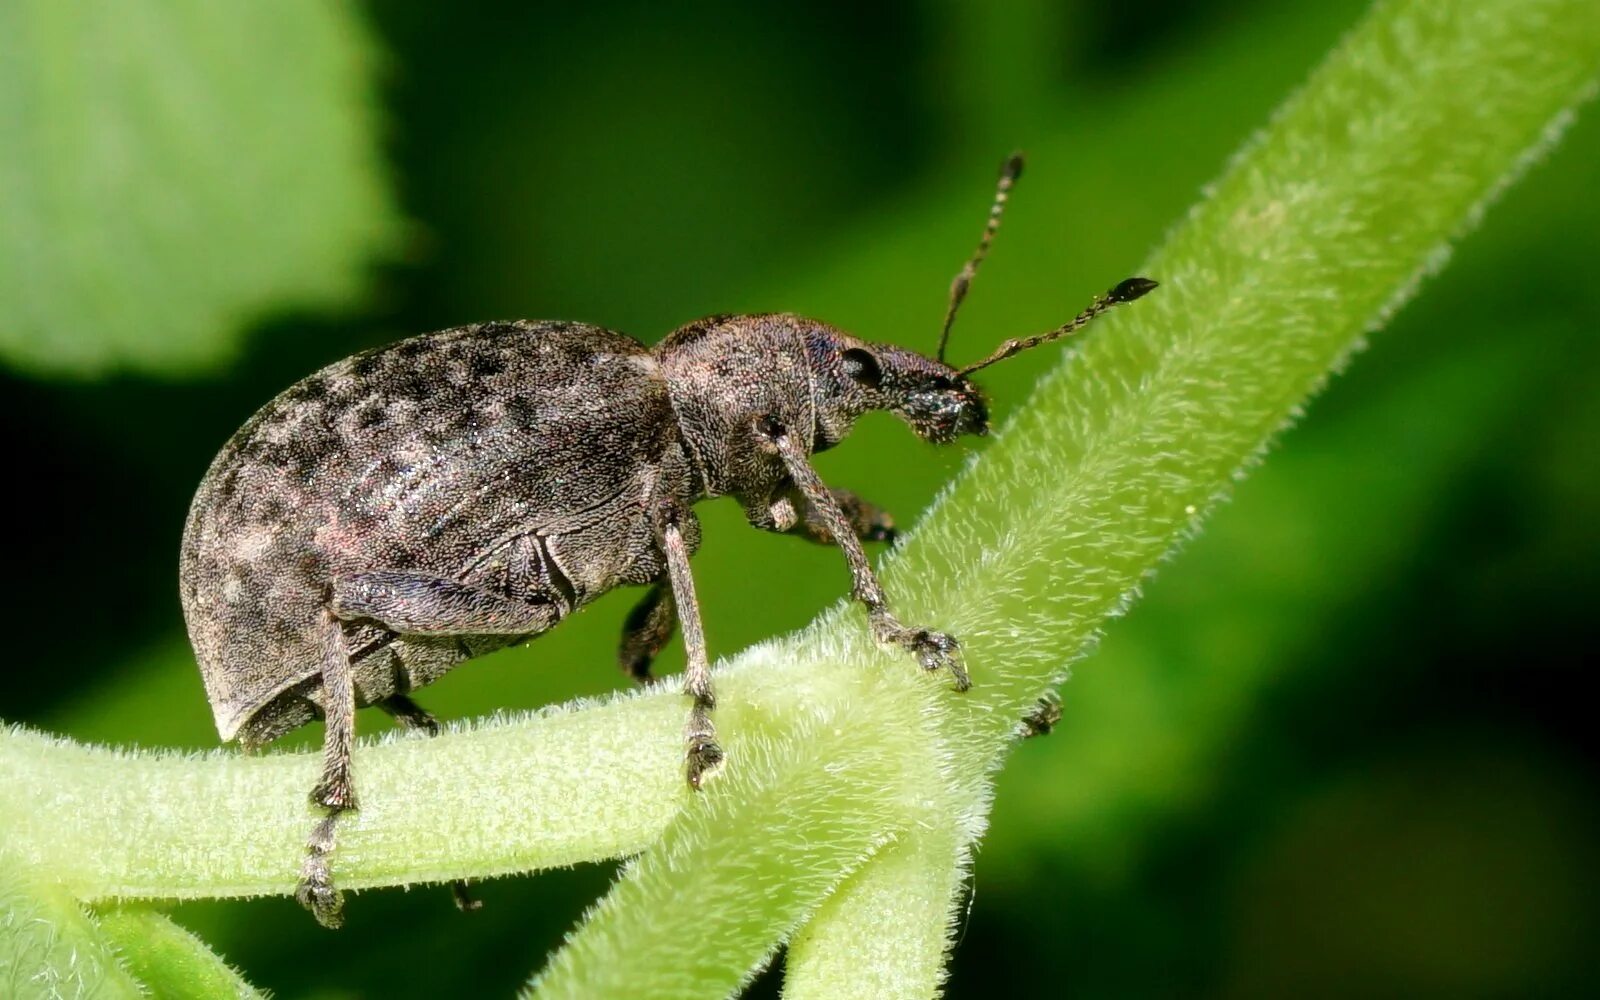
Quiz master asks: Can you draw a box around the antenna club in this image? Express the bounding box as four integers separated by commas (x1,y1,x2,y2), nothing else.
1108,277,1159,303
1002,153,1025,182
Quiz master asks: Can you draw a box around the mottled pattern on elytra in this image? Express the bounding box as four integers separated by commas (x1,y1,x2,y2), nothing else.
181,321,694,743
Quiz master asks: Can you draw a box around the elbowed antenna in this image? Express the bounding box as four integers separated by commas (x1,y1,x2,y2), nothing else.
937,152,1025,365
955,277,1159,376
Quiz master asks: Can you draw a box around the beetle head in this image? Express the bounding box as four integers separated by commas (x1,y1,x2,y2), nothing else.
804,329,988,448
803,270,1159,449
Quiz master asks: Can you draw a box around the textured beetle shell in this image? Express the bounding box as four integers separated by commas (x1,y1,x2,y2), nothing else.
181,321,700,745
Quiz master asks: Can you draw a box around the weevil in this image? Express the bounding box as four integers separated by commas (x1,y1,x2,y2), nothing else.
180,154,1155,927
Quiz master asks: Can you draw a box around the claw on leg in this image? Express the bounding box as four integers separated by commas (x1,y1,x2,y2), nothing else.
1020,693,1063,738
870,612,969,691
451,881,483,912
684,698,724,789
297,815,346,929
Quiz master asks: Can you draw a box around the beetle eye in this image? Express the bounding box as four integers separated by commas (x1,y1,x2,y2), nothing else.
841,348,883,388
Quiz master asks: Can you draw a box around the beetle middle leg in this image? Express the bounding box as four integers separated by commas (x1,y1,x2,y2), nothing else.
376,695,481,914
756,416,969,690
655,506,722,788
618,580,676,683
753,486,897,546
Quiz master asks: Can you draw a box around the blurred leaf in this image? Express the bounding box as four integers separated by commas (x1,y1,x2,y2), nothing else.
1221,741,1600,996
0,0,399,377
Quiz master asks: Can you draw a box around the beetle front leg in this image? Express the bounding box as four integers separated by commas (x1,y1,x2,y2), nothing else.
656,508,722,788
751,487,897,546
757,417,969,690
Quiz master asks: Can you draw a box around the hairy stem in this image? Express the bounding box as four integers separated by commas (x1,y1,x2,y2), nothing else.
783,821,968,1000
1,859,141,999
93,908,264,1000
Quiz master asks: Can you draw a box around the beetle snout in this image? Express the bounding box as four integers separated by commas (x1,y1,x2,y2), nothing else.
954,385,989,438
904,379,988,444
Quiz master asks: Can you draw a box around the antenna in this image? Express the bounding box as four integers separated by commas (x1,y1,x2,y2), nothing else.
937,152,1024,364
955,277,1158,376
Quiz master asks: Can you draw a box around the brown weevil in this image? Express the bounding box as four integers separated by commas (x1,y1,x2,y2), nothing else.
179,153,1156,927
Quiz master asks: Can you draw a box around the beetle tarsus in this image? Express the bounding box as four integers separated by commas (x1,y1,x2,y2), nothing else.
298,815,346,929
451,881,483,913
870,613,969,691
684,688,723,788
1020,693,1063,738
685,729,725,789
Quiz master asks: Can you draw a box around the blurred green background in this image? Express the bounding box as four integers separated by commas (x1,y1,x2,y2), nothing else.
2,1,1596,996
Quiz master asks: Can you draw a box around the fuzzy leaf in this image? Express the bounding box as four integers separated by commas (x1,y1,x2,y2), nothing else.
0,0,399,377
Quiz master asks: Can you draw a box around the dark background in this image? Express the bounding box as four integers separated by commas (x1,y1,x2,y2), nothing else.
3,1,1596,996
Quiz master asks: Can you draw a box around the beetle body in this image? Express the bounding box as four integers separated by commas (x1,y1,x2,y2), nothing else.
179,154,1155,928
181,314,964,748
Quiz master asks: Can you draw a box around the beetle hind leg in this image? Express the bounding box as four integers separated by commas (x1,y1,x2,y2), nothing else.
298,610,358,929
377,695,482,913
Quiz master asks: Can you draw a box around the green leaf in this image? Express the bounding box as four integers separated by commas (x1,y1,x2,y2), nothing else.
0,0,399,378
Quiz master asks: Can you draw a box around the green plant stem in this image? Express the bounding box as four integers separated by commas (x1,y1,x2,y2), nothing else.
783,821,968,1000
1,860,142,999
525,689,935,998
1,0,1597,995
1,693,691,899
93,908,263,1000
